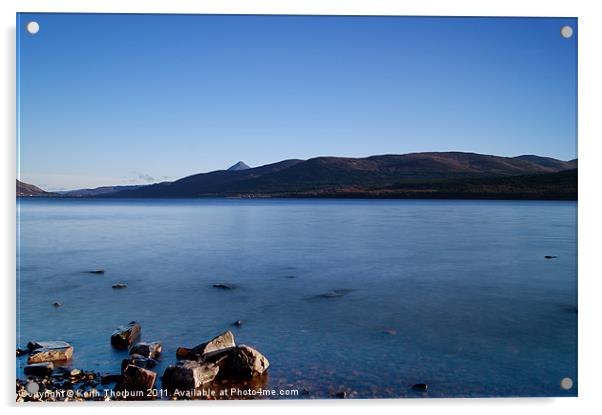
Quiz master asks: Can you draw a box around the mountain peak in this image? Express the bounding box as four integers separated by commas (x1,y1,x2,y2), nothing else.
227,161,250,171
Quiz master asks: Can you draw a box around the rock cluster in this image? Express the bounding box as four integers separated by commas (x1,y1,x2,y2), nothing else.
16,367,106,402
163,330,269,393
17,325,269,401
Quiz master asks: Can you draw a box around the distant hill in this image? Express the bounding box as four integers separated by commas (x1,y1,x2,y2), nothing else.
16,180,54,197
58,184,148,197
513,155,577,170
227,161,251,171
102,152,577,200
315,169,577,200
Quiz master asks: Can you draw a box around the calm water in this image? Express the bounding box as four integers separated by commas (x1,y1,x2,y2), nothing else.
16,198,577,398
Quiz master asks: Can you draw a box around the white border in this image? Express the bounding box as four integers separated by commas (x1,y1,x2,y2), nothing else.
2,1,601,414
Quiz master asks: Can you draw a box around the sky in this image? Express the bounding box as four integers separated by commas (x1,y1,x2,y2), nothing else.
17,14,577,191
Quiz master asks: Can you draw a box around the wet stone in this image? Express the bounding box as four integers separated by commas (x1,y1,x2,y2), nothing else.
27,340,71,351
28,341,74,363
121,354,158,373
121,364,156,394
111,321,141,349
191,331,236,359
24,362,54,376
129,342,162,359
176,347,195,360
221,345,270,379
162,360,219,391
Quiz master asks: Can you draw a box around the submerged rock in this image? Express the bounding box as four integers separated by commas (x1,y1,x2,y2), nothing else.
162,360,219,391
112,283,127,289
27,341,73,363
121,354,158,373
121,364,156,393
315,288,355,299
16,348,28,357
212,283,236,290
130,342,162,359
233,320,244,327
544,255,558,259
111,321,141,349
24,362,54,376
88,269,105,274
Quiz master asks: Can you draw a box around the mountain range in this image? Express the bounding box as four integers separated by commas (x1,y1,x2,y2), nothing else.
55,185,147,197
17,152,578,200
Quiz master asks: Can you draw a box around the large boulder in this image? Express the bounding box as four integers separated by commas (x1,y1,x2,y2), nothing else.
121,354,158,373
27,341,73,363
111,321,141,349
121,364,156,393
162,360,219,391
222,345,269,379
130,342,162,359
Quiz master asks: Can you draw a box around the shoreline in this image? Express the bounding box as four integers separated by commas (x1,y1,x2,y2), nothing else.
17,195,578,201
17,330,275,402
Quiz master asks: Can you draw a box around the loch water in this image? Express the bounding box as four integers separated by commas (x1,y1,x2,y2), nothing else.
16,198,577,398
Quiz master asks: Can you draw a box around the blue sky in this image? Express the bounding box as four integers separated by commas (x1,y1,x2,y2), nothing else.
17,14,577,191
